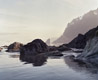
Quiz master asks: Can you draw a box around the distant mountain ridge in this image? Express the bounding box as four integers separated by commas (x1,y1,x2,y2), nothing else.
53,8,98,44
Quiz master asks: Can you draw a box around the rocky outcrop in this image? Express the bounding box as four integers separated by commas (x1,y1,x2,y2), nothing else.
66,34,86,49
75,29,98,65
20,39,64,60
6,42,23,52
65,26,98,49
57,44,71,51
53,8,98,44
20,39,49,57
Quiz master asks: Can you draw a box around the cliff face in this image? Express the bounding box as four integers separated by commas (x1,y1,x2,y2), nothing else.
76,30,98,65
53,8,98,44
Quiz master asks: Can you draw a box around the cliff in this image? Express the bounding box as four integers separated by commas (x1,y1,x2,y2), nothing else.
53,8,98,44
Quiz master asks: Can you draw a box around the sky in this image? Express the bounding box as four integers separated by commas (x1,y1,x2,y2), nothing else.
0,0,98,45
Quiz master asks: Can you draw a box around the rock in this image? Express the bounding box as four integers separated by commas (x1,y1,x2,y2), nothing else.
76,28,98,65
0,47,3,52
53,8,98,44
20,39,64,59
48,46,57,51
57,44,71,51
46,39,50,46
66,26,98,49
2,45,8,49
20,39,49,57
6,42,23,52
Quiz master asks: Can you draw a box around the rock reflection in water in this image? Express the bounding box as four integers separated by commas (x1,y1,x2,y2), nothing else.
20,53,48,67
64,56,98,74
10,55,20,58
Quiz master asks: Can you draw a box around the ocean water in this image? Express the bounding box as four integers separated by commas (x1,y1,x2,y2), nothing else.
0,51,98,80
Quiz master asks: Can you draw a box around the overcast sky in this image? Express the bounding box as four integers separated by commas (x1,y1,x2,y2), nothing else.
0,0,98,45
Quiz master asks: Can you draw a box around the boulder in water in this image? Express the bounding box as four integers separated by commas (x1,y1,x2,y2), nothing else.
20,39,49,57
6,42,23,52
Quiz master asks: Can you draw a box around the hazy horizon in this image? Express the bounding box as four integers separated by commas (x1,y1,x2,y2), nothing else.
0,0,98,45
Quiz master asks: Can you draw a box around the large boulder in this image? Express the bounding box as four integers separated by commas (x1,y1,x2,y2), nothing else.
20,39,64,59
75,29,98,65
6,42,23,52
20,39,49,57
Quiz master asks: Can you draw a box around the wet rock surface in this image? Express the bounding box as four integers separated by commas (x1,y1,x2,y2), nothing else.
6,42,23,52
75,27,98,65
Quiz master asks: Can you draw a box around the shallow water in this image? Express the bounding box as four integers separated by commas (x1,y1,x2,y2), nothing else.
0,51,98,80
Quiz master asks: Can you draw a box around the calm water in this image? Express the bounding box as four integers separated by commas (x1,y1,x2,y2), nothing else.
0,51,98,80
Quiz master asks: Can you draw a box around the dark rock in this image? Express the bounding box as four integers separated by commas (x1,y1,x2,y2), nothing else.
66,26,98,49
20,39,49,57
57,44,71,51
20,39,64,59
48,46,57,51
66,34,86,49
75,26,98,65
6,42,23,52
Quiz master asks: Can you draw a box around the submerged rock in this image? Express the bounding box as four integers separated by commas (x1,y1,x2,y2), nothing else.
48,46,57,51
6,42,23,52
76,28,98,65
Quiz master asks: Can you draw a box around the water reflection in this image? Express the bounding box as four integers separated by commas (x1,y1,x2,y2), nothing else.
64,56,98,74
20,53,48,66
10,55,20,58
